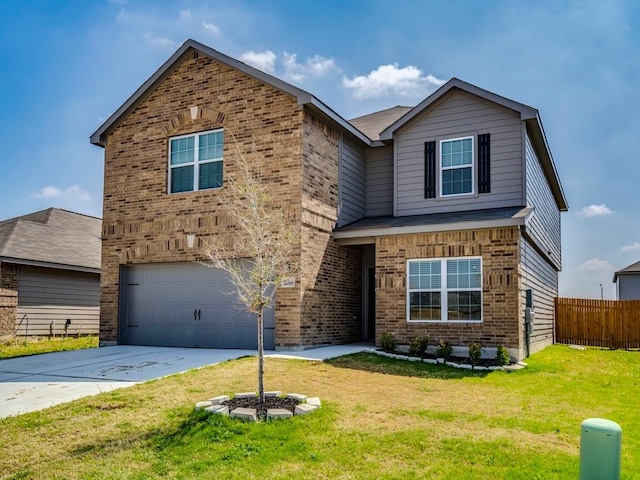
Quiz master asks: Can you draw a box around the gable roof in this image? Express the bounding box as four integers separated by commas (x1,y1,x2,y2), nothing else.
90,41,567,212
0,208,101,273
378,78,568,212
349,106,413,141
613,260,640,283
90,39,371,147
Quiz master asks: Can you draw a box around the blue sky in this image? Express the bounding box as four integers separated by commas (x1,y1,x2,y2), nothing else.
0,0,638,299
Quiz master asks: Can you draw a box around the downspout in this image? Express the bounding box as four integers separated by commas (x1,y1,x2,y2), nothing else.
519,224,531,358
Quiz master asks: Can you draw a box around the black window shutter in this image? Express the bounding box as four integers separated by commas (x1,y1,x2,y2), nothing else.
478,133,491,194
424,141,436,198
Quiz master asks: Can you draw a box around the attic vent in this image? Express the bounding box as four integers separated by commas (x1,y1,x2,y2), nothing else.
193,51,199,59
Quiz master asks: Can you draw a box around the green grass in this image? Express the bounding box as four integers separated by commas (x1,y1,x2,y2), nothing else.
1,345,639,479
0,336,98,359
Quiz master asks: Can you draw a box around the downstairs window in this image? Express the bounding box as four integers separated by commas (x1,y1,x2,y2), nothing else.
407,257,482,322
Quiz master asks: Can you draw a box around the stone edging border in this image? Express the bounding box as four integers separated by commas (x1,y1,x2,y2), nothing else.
195,391,321,422
373,350,527,371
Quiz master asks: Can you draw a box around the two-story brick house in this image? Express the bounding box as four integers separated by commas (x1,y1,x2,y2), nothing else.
91,39,567,360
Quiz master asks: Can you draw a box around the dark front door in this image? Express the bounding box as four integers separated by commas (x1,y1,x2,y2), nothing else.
367,266,376,341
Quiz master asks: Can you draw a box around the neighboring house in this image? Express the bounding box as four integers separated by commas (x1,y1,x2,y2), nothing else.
0,208,101,337
90,39,567,359
613,261,640,300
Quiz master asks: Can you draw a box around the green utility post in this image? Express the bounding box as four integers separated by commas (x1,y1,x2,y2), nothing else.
580,418,622,480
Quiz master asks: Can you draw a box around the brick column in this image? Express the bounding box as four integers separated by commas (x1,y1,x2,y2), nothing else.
0,262,18,337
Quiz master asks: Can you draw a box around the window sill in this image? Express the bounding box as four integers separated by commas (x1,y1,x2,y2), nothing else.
406,320,483,324
168,186,223,195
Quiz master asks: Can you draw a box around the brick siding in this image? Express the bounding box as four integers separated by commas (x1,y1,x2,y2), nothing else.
300,113,362,346
100,51,362,349
375,227,523,353
100,51,305,345
0,262,18,336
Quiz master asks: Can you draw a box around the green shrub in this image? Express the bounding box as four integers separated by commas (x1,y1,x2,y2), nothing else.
408,335,430,358
468,342,482,366
379,332,397,353
496,345,510,366
435,339,453,359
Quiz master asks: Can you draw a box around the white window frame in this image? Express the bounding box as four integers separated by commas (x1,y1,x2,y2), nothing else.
406,256,483,323
168,128,224,194
439,136,475,197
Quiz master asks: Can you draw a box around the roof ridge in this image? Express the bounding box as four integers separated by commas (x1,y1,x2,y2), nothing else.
48,208,102,221
348,105,413,122
0,208,53,226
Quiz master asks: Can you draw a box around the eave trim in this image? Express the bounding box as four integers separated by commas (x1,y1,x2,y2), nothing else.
333,216,526,242
0,257,101,274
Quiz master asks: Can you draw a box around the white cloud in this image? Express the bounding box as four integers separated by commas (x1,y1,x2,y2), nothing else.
239,50,277,73
283,52,340,81
202,21,221,36
343,64,445,99
577,204,614,217
31,186,91,202
579,258,615,272
143,32,175,49
622,242,640,252
179,10,192,21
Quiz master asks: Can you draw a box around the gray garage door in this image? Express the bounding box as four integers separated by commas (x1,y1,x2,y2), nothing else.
120,262,274,349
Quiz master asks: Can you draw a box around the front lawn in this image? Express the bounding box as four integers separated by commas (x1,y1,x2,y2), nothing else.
1,345,638,479
0,336,98,359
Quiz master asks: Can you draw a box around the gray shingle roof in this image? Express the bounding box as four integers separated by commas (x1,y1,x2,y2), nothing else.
613,260,640,283
349,106,413,141
335,206,529,232
0,208,101,271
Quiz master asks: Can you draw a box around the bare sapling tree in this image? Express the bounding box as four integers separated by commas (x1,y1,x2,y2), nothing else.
200,134,298,403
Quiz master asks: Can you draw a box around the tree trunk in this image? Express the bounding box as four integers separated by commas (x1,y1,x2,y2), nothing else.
257,307,264,403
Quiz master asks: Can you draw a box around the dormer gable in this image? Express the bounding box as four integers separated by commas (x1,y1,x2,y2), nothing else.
379,78,567,212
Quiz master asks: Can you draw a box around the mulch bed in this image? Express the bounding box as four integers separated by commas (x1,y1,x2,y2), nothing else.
443,355,501,367
222,396,301,420
386,351,505,367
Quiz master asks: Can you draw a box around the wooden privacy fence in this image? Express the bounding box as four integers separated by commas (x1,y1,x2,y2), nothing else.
555,297,640,349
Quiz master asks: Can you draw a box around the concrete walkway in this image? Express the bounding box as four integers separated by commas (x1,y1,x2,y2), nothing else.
0,343,372,418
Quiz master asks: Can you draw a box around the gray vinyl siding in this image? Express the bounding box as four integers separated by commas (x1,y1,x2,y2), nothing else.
16,265,100,336
395,90,523,216
339,136,366,226
524,132,562,270
521,238,558,354
617,275,640,300
365,146,393,217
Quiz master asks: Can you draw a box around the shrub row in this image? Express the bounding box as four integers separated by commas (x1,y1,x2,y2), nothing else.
379,332,511,366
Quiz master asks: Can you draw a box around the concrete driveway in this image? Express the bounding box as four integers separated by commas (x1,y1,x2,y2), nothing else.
0,343,371,418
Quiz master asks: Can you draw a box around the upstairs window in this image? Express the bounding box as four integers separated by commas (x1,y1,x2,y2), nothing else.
425,134,490,199
407,257,482,322
440,136,474,196
169,129,223,194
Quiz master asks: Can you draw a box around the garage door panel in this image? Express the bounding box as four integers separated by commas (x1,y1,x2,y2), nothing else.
122,262,275,349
